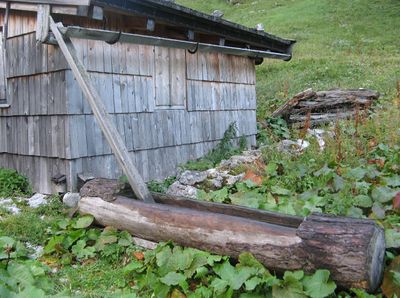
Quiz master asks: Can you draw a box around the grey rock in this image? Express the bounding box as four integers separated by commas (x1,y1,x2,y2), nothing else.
277,139,310,155
0,198,21,214
25,242,44,259
206,168,219,178
308,129,326,151
218,150,262,170
256,23,265,31
209,178,223,189
166,181,198,199
212,10,224,18
178,170,208,186
225,173,245,185
28,193,47,208
0,198,13,206
63,192,81,208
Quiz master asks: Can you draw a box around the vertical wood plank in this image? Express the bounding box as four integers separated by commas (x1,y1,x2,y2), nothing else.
170,48,186,107
154,46,170,106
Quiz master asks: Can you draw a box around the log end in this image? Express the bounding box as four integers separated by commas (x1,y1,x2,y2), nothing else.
297,213,386,292
366,225,385,292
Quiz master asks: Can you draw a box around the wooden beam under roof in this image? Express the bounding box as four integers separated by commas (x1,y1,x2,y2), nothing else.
1,0,90,5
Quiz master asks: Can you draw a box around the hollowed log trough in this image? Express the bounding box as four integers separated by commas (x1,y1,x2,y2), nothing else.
78,179,385,292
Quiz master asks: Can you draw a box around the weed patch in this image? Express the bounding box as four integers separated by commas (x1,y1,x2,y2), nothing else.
182,122,247,171
0,168,31,198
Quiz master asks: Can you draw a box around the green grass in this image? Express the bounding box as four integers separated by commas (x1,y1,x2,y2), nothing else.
0,196,65,245
178,0,400,117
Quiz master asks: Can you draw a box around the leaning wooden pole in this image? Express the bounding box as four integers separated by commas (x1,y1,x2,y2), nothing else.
49,18,153,203
78,188,385,291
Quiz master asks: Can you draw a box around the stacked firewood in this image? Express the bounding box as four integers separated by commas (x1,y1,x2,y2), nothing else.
272,88,380,127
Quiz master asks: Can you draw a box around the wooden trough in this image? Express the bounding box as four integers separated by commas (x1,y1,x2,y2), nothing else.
78,179,385,292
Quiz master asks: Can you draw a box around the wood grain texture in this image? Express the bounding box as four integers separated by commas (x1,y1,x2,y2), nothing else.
78,192,385,292
35,4,50,42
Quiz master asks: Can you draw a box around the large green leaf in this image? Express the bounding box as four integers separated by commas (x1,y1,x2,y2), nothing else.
354,195,373,208
214,261,256,290
345,167,366,181
62,229,85,249
302,270,336,298
7,262,35,288
159,272,186,286
272,270,306,298
385,229,400,248
244,276,262,291
229,191,261,209
210,188,229,203
71,240,96,259
210,277,229,295
271,186,291,196
383,175,400,187
43,235,65,254
72,215,94,229
371,186,396,203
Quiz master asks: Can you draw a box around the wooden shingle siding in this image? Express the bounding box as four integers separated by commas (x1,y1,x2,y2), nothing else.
2,72,68,116
66,70,156,115
154,47,186,108
0,115,70,158
64,109,256,158
187,81,256,111
0,32,6,100
72,39,154,77
64,134,255,186
0,153,68,194
7,11,36,38
0,10,258,193
6,33,67,78
186,52,255,84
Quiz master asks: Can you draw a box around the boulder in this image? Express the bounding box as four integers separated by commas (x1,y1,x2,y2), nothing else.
28,193,47,208
63,192,81,208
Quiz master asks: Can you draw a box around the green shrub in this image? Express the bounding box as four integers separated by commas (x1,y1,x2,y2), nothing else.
181,122,247,171
0,168,31,197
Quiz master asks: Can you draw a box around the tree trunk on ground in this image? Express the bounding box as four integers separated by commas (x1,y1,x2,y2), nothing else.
78,179,385,292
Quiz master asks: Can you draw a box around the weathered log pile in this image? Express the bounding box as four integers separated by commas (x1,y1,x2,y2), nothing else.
78,178,385,292
272,88,380,126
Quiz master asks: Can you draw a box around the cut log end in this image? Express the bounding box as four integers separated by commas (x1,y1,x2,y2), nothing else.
367,227,385,292
297,213,385,292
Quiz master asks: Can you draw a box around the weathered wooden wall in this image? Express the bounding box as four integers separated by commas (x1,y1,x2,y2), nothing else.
0,10,71,192
0,10,258,193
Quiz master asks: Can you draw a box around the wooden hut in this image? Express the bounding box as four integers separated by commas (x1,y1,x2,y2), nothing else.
0,0,294,194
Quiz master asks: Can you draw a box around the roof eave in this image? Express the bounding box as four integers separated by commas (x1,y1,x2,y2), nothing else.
91,0,295,56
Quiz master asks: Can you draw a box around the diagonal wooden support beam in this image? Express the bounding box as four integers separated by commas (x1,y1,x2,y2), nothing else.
49,17,154,203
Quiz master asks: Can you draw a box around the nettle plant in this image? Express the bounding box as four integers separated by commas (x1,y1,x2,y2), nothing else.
0,236,53,297
123,241,336,298
44,215,135,264
0,168,31,198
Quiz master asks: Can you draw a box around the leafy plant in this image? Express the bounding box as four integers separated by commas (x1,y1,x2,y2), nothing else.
264,117,291,139
0,236,54,297
0,168,31,197
147,176,177,193
182,122,247,171
123,242,336,298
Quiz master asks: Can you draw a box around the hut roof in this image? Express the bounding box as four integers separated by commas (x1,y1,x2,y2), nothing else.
92,0,295,59
2,0,295,60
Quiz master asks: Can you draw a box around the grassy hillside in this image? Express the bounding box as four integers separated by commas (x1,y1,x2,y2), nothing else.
178,0,400,117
